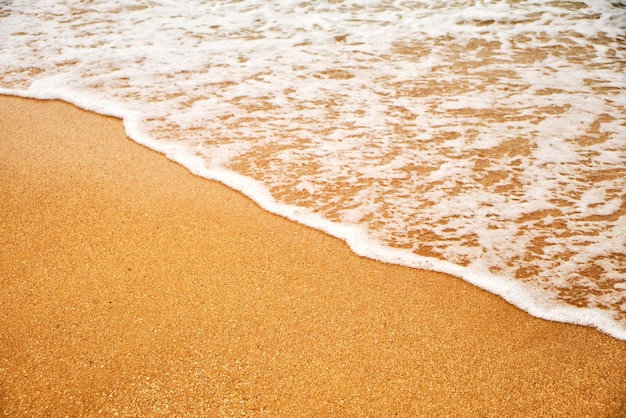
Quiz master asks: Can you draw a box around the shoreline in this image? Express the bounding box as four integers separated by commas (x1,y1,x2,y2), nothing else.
1,95,625,416
4,89,625,344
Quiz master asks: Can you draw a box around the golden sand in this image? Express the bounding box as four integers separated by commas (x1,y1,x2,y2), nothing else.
1,95,625,416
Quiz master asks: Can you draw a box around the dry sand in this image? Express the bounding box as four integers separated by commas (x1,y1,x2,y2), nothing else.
1,95,625,416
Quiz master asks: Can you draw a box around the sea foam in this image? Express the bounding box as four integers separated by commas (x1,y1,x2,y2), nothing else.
1,0,625,339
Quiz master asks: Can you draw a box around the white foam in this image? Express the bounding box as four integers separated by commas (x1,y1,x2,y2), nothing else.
1,0,625,340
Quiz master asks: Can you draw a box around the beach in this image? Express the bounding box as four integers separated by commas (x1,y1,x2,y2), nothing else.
1,94,625,416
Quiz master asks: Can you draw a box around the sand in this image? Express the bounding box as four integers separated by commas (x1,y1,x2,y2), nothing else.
1,95,625,416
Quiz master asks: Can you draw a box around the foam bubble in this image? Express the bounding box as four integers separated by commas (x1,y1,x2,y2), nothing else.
1,0,625,340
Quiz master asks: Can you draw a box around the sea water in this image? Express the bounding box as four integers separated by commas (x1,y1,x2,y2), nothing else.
1,0,625,339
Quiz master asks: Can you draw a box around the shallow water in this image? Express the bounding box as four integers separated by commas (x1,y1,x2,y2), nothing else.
1,0,625,339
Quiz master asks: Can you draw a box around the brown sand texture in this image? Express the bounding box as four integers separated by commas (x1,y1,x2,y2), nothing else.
1,95,625,416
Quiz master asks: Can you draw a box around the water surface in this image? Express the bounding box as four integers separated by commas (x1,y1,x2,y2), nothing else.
1,0,625,339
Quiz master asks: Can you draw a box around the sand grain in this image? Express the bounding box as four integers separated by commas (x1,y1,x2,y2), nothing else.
1,95,625,417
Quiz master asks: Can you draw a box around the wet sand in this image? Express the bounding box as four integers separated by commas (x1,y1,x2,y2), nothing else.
1,95,625,416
